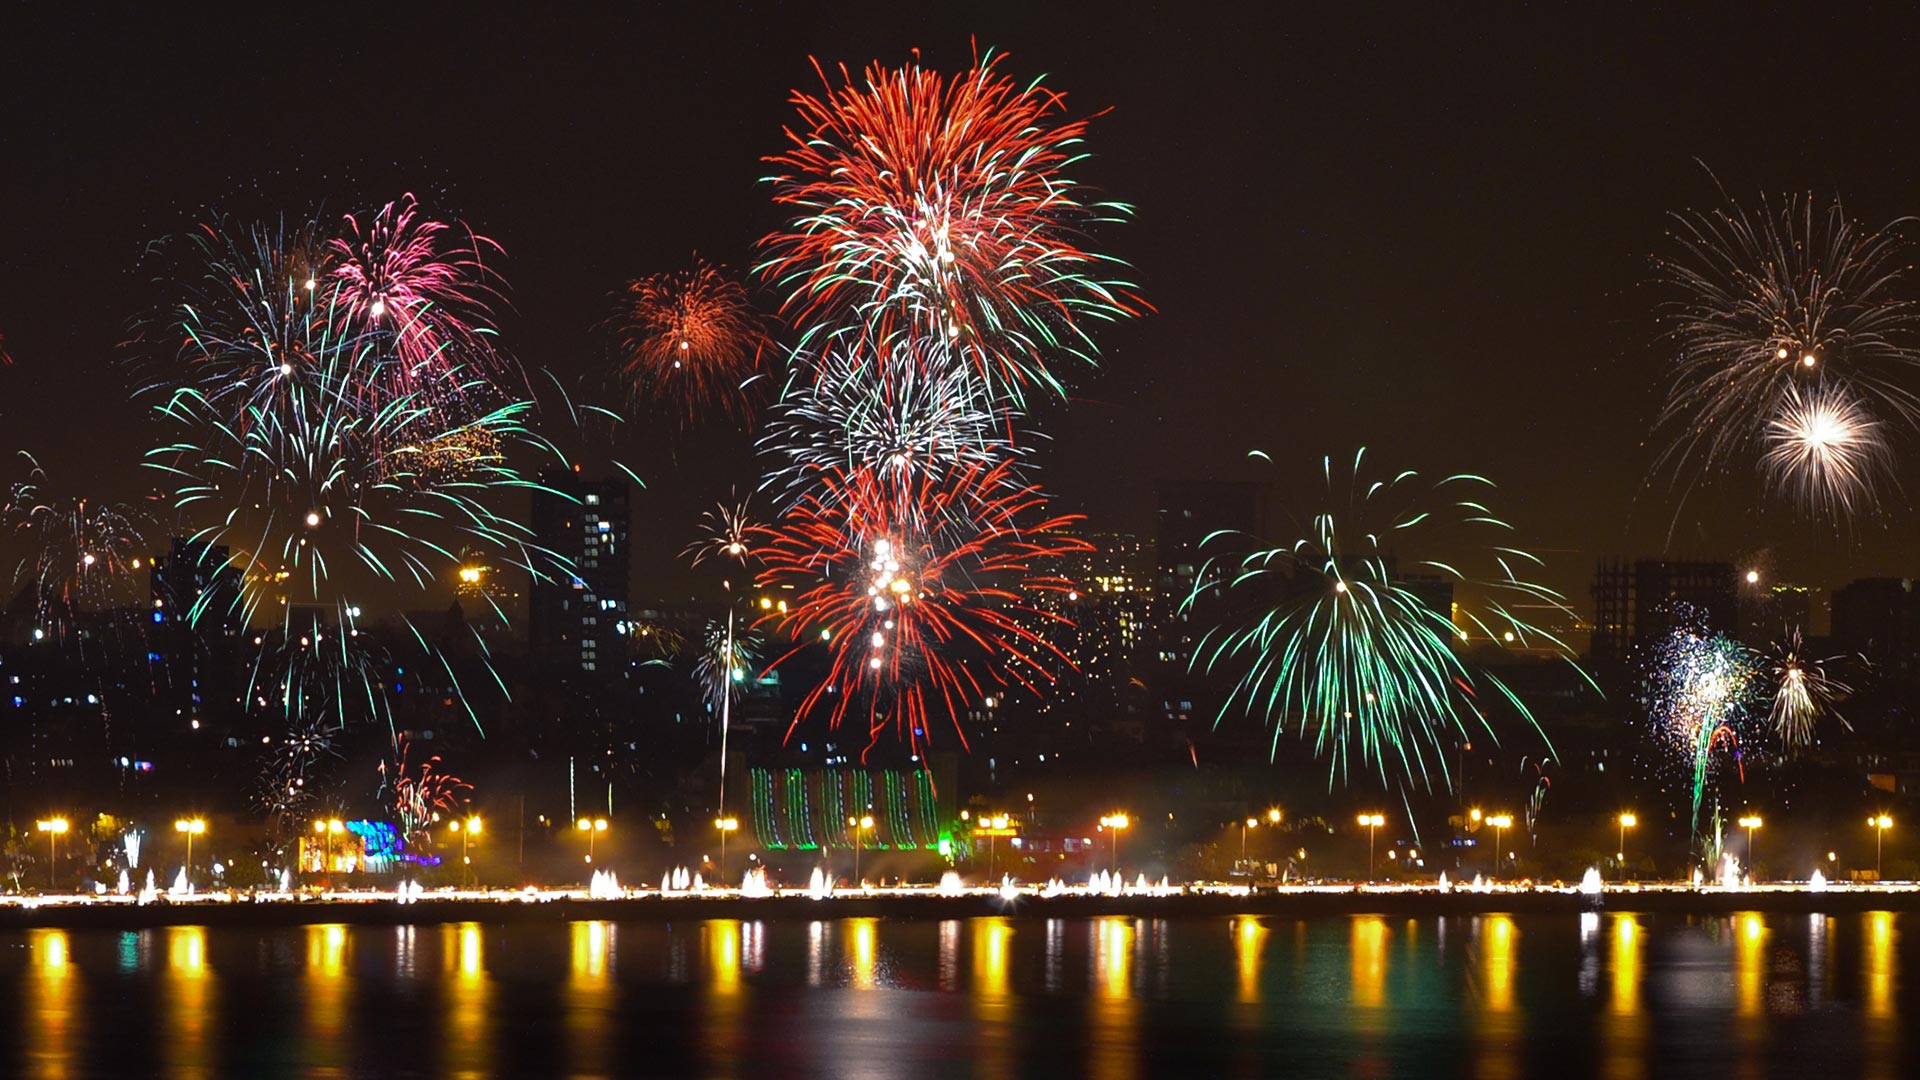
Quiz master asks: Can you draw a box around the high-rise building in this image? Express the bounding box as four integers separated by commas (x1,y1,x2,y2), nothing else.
1832,578,1920,684
529,470,631,676
1155,478,1268,670
1589,558,1737,660
147,537,242,734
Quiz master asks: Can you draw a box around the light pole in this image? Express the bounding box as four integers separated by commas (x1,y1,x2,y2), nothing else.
1737,815,1762,877
1617,813,1637,883
974,813,1015,881
715,817,739,886
175,818,206,889
35,818,68,889
576,817,608,865
1357,814,1385,881
1100,813,1130,876
1240,817,1257,865
1486,814,1512,879
850,815,874,884
449,816,481,886
1870,815,1893,879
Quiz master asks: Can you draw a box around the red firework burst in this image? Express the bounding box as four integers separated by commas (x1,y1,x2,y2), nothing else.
759,48,1147,404
751,459,1090,757
326,193,510,397
613,255,769,424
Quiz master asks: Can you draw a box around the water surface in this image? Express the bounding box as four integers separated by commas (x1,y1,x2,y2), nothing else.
0,910,1906,1077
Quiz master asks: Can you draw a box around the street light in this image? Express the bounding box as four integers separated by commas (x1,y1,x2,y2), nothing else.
35,817,69,889
715,817,740,886
1486,814,1513,878
449,816,481,885
576,817,608,864
1617,813,1637,883
1737,815,1763,877
974,813,1016,881
175,818,206,888
850,815,875,883
1870,814,1894,879
1240,817,1258,865
1099,813,1130,876
1357,813,1385,880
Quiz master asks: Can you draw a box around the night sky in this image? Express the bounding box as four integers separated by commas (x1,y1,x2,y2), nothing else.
7,6,1920,611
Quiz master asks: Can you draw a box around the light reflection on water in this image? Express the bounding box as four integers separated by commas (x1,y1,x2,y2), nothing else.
0,912,1912,1077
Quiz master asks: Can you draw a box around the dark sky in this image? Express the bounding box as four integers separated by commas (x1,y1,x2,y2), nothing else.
6,5,1920,612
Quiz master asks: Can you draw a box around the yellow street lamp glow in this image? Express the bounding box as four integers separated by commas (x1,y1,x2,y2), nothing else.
1870,815,1894,878
465,816,481,834
1469,808,1483,824
35,818,70,887
859,815,874,830
1618,812,1637,829
1357,813,1386,880
175,818,206,835
1246,817,1258,829
1267,808,1282,824
715,817,740,832
1485,814,1511,829
1737,815,1763,830
328,818,344,834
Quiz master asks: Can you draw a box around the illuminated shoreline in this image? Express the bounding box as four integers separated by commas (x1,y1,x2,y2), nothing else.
7,879,1920,929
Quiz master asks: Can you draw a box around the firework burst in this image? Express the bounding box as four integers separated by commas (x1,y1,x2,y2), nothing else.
693,618,762,715
1654,188,1920,515
759,48,1145,406
4,453,151,637
146,346,557,629
326,193,511,398
1763,627,1853,749
1640,615,1761,840
382,737,471,856
1760,380,1894,519
684,495,757,567
613,256,769,424
762,335,1027,509
752,460,1089,757
1191,449,1578,789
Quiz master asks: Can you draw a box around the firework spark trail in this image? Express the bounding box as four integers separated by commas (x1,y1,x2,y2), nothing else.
1641,617,1761,841
759,48,1145,408
751,459,1089,758
613,256,770,425
1190,449,1580,790
1654,187,1920,518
